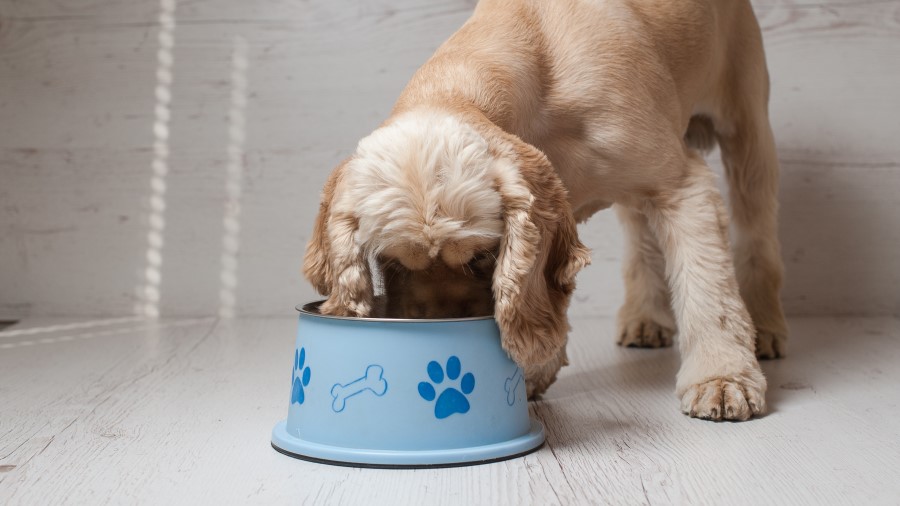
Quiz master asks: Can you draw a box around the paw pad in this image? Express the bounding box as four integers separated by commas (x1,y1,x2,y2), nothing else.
291,347,312,405
417,356,475,419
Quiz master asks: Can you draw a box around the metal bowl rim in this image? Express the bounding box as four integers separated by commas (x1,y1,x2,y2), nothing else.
296,300,495,323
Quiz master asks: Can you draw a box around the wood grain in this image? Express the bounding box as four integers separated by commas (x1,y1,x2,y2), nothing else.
1,0,898,317
0,315,898,504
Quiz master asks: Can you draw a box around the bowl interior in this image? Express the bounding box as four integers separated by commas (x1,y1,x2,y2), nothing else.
297,298,495,323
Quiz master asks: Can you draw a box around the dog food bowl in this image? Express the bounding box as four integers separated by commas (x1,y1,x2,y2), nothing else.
270,301,545,468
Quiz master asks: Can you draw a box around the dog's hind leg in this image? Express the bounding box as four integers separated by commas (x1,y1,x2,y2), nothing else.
615,205,677,348
717,115,788,359
714,18,788,359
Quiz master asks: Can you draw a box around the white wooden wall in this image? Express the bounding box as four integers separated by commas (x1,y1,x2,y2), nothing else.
1,0,898,318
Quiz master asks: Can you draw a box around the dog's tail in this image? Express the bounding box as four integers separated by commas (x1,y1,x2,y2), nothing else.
684,114,717,153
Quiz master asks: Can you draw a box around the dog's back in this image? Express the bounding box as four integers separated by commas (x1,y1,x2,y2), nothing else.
396,0,768,217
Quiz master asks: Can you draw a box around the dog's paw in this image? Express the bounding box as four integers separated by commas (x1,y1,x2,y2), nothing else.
525,378,545,399
319,298,371,318
755,330,787,360
524,347,568,399
617,318,674,348
680,377,766,421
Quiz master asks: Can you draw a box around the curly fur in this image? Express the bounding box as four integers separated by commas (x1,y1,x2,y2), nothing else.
305,0,787,421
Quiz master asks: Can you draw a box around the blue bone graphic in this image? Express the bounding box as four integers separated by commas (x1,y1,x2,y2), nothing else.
505,367,523,406
330,365,388,412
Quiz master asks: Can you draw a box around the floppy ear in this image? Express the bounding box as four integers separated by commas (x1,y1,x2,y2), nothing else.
492,139,591,367
303,160,345,295
303,159,374,316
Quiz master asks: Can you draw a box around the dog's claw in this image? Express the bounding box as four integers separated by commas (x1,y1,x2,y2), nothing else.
755,331,787,359
680,378,764,422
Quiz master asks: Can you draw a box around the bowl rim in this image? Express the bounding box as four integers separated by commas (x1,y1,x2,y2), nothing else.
296,300,495,323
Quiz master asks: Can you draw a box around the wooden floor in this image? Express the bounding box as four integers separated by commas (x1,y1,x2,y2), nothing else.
1,316,898,505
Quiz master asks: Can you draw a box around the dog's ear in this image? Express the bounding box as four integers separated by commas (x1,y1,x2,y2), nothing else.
303,159,374,316
492,139,591,367
303,160,345,295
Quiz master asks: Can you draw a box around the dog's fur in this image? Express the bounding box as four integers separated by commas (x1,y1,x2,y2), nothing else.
304,0,788,421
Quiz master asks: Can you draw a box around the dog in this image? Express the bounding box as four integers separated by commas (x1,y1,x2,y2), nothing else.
303,0,788,421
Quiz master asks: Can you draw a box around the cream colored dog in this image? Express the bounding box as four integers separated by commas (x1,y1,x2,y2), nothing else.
304,0,788,421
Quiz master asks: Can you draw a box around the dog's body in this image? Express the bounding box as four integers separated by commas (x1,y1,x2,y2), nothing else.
305,0,787,421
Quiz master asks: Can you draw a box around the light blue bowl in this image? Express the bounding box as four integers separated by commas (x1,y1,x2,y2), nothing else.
271,301,545,468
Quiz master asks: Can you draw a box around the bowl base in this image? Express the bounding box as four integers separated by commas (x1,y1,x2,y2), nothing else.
270,419,545,469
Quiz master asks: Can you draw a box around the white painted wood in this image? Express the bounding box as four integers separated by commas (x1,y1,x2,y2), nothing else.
0,315,898,504
1,0,899,317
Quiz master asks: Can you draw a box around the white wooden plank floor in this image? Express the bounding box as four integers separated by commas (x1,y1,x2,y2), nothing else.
1,315,898,505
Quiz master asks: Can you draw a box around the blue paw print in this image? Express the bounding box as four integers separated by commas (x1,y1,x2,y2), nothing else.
417,356,475,419
291,347,311,405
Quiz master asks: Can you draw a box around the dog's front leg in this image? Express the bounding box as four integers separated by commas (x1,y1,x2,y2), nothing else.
643,154,766,421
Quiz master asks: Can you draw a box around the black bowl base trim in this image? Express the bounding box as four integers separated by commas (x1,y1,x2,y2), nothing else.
270,441,545,470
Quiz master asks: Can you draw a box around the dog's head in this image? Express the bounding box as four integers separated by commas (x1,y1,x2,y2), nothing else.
304,111,590,366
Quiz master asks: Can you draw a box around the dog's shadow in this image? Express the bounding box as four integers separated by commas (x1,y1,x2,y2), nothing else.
529,344,680,448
